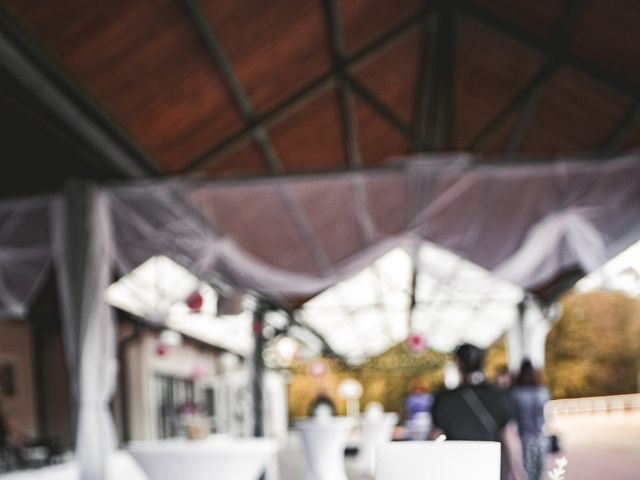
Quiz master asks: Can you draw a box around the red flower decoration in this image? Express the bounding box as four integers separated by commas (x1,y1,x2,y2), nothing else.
186,290,203,312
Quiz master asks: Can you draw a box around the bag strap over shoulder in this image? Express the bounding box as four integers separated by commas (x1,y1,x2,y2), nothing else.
460,387,499,437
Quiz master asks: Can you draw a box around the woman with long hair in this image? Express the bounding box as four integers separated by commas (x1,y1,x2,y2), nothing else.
511,359,550,480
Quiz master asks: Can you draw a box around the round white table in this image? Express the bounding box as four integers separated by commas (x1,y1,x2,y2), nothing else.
353,412,399,478
296,417,356,480
127,436,278,480
0,450,148,480
375,441,501,480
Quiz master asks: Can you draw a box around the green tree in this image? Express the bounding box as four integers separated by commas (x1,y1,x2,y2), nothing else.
545,290,640,398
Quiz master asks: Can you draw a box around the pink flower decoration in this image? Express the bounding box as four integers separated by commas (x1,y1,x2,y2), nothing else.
308,360,328,377
406,333,426,353
192,364,207,381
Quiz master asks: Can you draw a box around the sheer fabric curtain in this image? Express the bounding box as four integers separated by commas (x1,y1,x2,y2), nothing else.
0,153,640,479
52,183,117,480
0,196,52,318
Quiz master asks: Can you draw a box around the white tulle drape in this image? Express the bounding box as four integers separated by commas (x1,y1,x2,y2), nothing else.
0,196,51,318
0,153,639,477
51,184,117,480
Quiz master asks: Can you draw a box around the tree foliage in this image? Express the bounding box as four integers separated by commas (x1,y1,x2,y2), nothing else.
286,338,508,420
286,342,448,420
545,290,640,398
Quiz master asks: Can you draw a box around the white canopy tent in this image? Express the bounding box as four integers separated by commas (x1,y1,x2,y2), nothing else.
412,241,525,353
1,152,640,478
297,241,525,365
105,255,254,356
575,238,640,296
298,246,413,365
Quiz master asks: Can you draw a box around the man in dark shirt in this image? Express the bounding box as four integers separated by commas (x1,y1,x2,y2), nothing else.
431,344,518,480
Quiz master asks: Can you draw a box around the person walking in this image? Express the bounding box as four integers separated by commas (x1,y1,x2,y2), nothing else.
404,379,434,440
511,359,550,480
430,343,520,480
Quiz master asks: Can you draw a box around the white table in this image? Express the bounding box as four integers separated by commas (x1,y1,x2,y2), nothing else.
0,450,148,480
127,436,278,480
353,412,399,478
375,441,501,480
296,417,356,480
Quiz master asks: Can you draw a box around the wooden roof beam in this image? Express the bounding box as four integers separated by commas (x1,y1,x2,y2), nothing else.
181,7,431,173
459,0,640,100
321,0,361,170
503,0,585,156
468,0,586,154
182,0,282,174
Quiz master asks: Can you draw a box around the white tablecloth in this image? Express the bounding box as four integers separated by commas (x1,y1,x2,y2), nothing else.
353,412,399,477
296,417,356,480
375,441,501,480
127,436,279,480
0,450,148,480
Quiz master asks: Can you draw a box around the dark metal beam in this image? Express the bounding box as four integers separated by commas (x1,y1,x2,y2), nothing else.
0,6,159,178
601,100,640,155
321,0,361,169
337,80,361,168
432,3,457,150
344,7,432,71
503,0,585,155
469,0,585,153
183,0,336,276
459,1,640,101
412,10,437,151
251,306,266,437
467,65,556,151
181,7,431,173
117,320,141,444
346,76,413,139
183,74,335,173
504,84,545,154
149,151,604,192
183,0,282,174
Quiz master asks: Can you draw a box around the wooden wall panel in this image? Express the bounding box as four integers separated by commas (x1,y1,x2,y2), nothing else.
196,140,267,179
354,98,408,167
470,0,568,41
7,0,245,173
520,68,631,154
268,88,347,172
621,127,640,153
353,29,421,124
203,0,331,114
454,19,544,149
340,0,422,55
570,0,640,90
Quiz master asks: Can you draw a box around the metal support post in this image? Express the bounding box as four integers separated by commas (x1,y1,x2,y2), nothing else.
251,304,266,438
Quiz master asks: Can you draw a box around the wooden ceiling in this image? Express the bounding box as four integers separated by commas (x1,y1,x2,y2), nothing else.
2,0,640,187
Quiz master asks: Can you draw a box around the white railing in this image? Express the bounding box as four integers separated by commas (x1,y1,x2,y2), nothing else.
545,393,640,417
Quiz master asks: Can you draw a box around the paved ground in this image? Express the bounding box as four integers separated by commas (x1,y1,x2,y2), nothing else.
276,411,640,480
546,410,640,480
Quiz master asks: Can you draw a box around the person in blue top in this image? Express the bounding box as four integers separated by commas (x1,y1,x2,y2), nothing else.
510,359,550,480
404,379,434,421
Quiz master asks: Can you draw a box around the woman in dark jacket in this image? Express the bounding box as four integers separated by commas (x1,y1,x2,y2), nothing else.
511,359,550,480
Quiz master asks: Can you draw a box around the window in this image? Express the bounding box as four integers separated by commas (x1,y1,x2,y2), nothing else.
156,375,195,439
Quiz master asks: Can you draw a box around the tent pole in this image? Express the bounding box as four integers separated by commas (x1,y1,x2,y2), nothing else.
506,299,526,373
251,304,266,438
